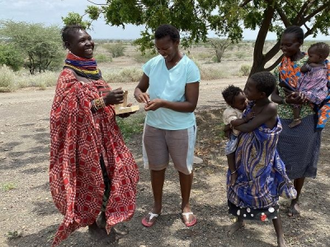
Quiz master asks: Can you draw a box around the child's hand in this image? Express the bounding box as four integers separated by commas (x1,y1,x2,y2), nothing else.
245,111,255,121
230,173,237,186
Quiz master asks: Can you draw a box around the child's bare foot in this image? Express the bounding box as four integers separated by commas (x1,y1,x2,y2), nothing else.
289,118,301,128
227,219,245,236
288,201,301,217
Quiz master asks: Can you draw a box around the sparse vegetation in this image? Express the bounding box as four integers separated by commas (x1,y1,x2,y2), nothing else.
2,182,17,192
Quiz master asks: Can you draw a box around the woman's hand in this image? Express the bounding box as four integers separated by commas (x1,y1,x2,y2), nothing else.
144,99,164,111
135,92,150,104
285,91,307,105
104,88,124,105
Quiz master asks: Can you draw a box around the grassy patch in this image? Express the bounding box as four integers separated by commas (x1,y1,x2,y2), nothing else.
6,231,22,240
2,182,17,192
116,112,145,141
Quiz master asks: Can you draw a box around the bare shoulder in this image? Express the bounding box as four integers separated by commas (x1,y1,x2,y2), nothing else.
264,102,277,115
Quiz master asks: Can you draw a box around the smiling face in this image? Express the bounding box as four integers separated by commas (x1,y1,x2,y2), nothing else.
231,92,248,111
66,29,94,59
280,33,302,59
155,35,180,63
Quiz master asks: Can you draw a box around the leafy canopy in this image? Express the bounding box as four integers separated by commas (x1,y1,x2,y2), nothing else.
0,21,64,74
67,0,330,74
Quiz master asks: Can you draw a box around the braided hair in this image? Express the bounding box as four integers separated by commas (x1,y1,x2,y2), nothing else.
283,26,304,44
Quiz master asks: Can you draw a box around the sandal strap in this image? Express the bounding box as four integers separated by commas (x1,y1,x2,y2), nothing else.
182,212,193,217
148,212,159,220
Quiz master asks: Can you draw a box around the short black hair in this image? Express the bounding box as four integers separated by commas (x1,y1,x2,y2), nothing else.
155,24,180,42
222,85,243,105
283,26,304,44
309,42,330,59
61,25,85,48
250,71,276,97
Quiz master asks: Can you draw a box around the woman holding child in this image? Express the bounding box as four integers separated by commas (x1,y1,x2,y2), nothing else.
271,26,327,217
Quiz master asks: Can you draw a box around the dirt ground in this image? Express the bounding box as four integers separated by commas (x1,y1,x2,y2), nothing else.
0,78,329,247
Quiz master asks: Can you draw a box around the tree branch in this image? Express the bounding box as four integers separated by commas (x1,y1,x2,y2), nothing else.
300,2,330,25
87,0,107,6
239,0,253,7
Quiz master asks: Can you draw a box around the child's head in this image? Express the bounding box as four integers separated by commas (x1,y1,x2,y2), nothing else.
245,71,276,101
307,42,330,64
222,85,247,111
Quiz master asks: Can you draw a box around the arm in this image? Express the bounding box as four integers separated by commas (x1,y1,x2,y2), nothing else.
134,73,150,103
144,82,199,112
230,111,254,127
234,103,277,132
271,86,285,105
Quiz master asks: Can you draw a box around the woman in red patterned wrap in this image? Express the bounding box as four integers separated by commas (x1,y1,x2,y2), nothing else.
49,25,139,246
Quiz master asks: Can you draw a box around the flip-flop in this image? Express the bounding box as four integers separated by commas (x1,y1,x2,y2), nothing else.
182,212,197,227
141,212,159,227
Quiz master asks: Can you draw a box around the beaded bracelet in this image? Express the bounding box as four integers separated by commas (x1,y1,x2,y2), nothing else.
92,97,105,111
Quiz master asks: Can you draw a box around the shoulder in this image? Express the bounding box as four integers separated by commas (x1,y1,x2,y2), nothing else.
264,102,277,115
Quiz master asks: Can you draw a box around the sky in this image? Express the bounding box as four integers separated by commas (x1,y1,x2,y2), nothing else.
1,0,329,41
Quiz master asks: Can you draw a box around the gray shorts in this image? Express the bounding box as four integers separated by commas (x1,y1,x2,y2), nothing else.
142,124,197,175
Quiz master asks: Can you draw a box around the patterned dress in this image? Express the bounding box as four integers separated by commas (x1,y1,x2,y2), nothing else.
227,102,296,221
49,53,139,246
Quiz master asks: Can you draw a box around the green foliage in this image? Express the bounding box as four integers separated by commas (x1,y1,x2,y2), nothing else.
2,182,17,192
6,231,22,240
104,43,126,58
104,68,142,83
0,65,15,92
81,0,330,75
0,21,64,74
0,43,24,71
240,65,251,76
116,112,145,141
94,54,113,63
208,38,232,63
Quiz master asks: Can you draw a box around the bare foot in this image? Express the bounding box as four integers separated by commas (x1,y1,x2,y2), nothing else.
227,219,245,236
289,118,301,128
288,202,300,217
96,211,106,229
277,237,287,247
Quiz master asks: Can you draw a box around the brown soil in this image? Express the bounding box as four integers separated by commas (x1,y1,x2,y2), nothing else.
0,78,329,247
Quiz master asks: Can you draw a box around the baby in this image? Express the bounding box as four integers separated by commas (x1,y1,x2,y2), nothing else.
287,42,329,128
222,85,252,184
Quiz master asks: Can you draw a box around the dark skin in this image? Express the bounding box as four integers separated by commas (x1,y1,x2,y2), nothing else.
270,31,310,217
134,35,199,226
66,29,132,118
229,78,287,247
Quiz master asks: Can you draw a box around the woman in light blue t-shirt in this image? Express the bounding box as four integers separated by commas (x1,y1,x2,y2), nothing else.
134,24,200,228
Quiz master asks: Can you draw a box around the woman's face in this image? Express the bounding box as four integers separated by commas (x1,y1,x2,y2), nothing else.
155,36,179,63
280,33,302,58
67,29,94,59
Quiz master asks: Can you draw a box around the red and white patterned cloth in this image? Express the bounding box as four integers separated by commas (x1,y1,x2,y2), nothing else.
49,68,139,246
